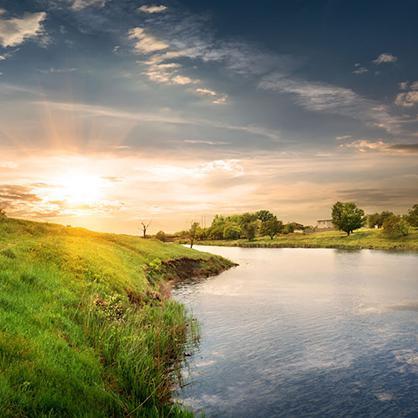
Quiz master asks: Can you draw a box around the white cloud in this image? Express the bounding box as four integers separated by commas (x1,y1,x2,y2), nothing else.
340,139,389,152
373,53,398,64
353,65,368,75
0,9,6,16
395,91,418,107
259,73,398,132
128,27,169,54
195,88,217,97
336,135,352,141
399,81,409,90
0,11,47,48
195,87,228,104
71,0,106,10
138,5,167,14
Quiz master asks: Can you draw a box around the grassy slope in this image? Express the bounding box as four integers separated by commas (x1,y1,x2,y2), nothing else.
198,228,418,251
0,217,232,417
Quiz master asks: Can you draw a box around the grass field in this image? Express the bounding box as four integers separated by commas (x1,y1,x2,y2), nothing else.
197,228,418,251
0,217,233,417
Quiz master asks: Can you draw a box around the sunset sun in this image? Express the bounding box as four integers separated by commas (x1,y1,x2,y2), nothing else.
56,172,104,205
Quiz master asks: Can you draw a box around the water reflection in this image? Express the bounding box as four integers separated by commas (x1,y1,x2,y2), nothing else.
174,247,418,418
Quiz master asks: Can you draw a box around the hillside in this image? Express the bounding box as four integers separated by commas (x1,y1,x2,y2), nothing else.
0,217,234,417
197,228,418,251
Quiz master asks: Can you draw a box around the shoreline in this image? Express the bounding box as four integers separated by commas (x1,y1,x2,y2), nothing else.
188,228,418,252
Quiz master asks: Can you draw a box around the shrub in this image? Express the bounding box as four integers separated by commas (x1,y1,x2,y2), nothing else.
155,231,167,242
383,215,410,238
223,223,241,240
406,204,418,227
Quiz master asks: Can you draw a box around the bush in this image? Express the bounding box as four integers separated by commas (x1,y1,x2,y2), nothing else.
155,231,167,242
383,215,410,238
0,208,6,219
223,224,241,240
406,204,418,227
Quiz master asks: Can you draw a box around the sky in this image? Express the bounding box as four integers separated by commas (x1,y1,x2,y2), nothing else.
0,0,417,234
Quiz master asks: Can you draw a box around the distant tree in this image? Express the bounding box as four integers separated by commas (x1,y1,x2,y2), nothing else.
208,215,226,240
256,210,275,222
0,207,6,219
368,211,394,228
189,222,200,248
332,201,366,236
282,223,294,234
406,204,418,227
223,223,241,240
383,215,410,238
260,217,283,239
140,220,152,238
242,221,258,241
155,231,167,242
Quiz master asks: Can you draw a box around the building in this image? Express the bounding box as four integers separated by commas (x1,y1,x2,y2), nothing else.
316,219,334,230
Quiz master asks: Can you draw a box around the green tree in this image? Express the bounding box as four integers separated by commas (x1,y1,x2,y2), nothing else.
406,204,418,227
256,210,275,222
155,231,167,242
368,211,394,228
383,215,410,238
242,221,258,241
332,201,366,236
223,223,241,240
260,217,283,239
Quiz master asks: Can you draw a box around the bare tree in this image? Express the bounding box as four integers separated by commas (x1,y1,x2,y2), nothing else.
140,220,152,238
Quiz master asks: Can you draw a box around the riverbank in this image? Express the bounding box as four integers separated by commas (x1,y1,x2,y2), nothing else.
195,228,418,251
0,217,234,417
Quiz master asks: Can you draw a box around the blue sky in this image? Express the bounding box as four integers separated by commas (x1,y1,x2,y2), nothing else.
0,0,417,232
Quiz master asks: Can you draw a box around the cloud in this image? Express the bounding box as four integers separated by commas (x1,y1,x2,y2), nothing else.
336,135,352,141
340,139,418,154
373,53,398,64
353,63,368,75
0,11,47,48
195,87,228,104
128,27,169,54
70,0,106,10
395,91,418,107
0,184,41,203
138,5,167,14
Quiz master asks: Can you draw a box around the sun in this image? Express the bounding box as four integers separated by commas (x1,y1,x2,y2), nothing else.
56,172,104,205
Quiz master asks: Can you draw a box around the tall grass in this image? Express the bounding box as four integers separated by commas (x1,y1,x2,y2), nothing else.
0,218,229,417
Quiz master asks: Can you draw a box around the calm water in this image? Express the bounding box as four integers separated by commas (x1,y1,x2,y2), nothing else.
174,246,418,418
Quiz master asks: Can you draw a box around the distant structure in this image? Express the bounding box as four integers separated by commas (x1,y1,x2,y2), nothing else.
316,219,334,230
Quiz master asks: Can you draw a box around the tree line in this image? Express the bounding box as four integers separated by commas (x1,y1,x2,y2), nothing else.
153,203,418,246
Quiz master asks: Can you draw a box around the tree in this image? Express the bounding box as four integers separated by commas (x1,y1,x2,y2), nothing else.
383,215,410,238
140,220,151,238
406,204,418,227
260,217,283,239
242,221,258,241
367,211,394,228
331,201,366,236
0,208,6,219
223,223,241,240
155,231,167,242
189,222,200,248
256,210,275,222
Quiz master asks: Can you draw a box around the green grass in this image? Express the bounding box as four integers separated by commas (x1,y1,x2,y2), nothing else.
0,217,232,417
198,228,418,251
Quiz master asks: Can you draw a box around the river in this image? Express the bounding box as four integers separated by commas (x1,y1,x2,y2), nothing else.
174,246,418,417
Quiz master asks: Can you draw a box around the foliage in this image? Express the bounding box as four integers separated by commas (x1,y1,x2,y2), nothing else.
241,220,258,241
260,217,283,239
155,230,167,242
367,211,394,228
406,204,418,227
223,223,241,240
332,201,366,236
255,210,276,222
383,215,410,238
0,207,6,219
